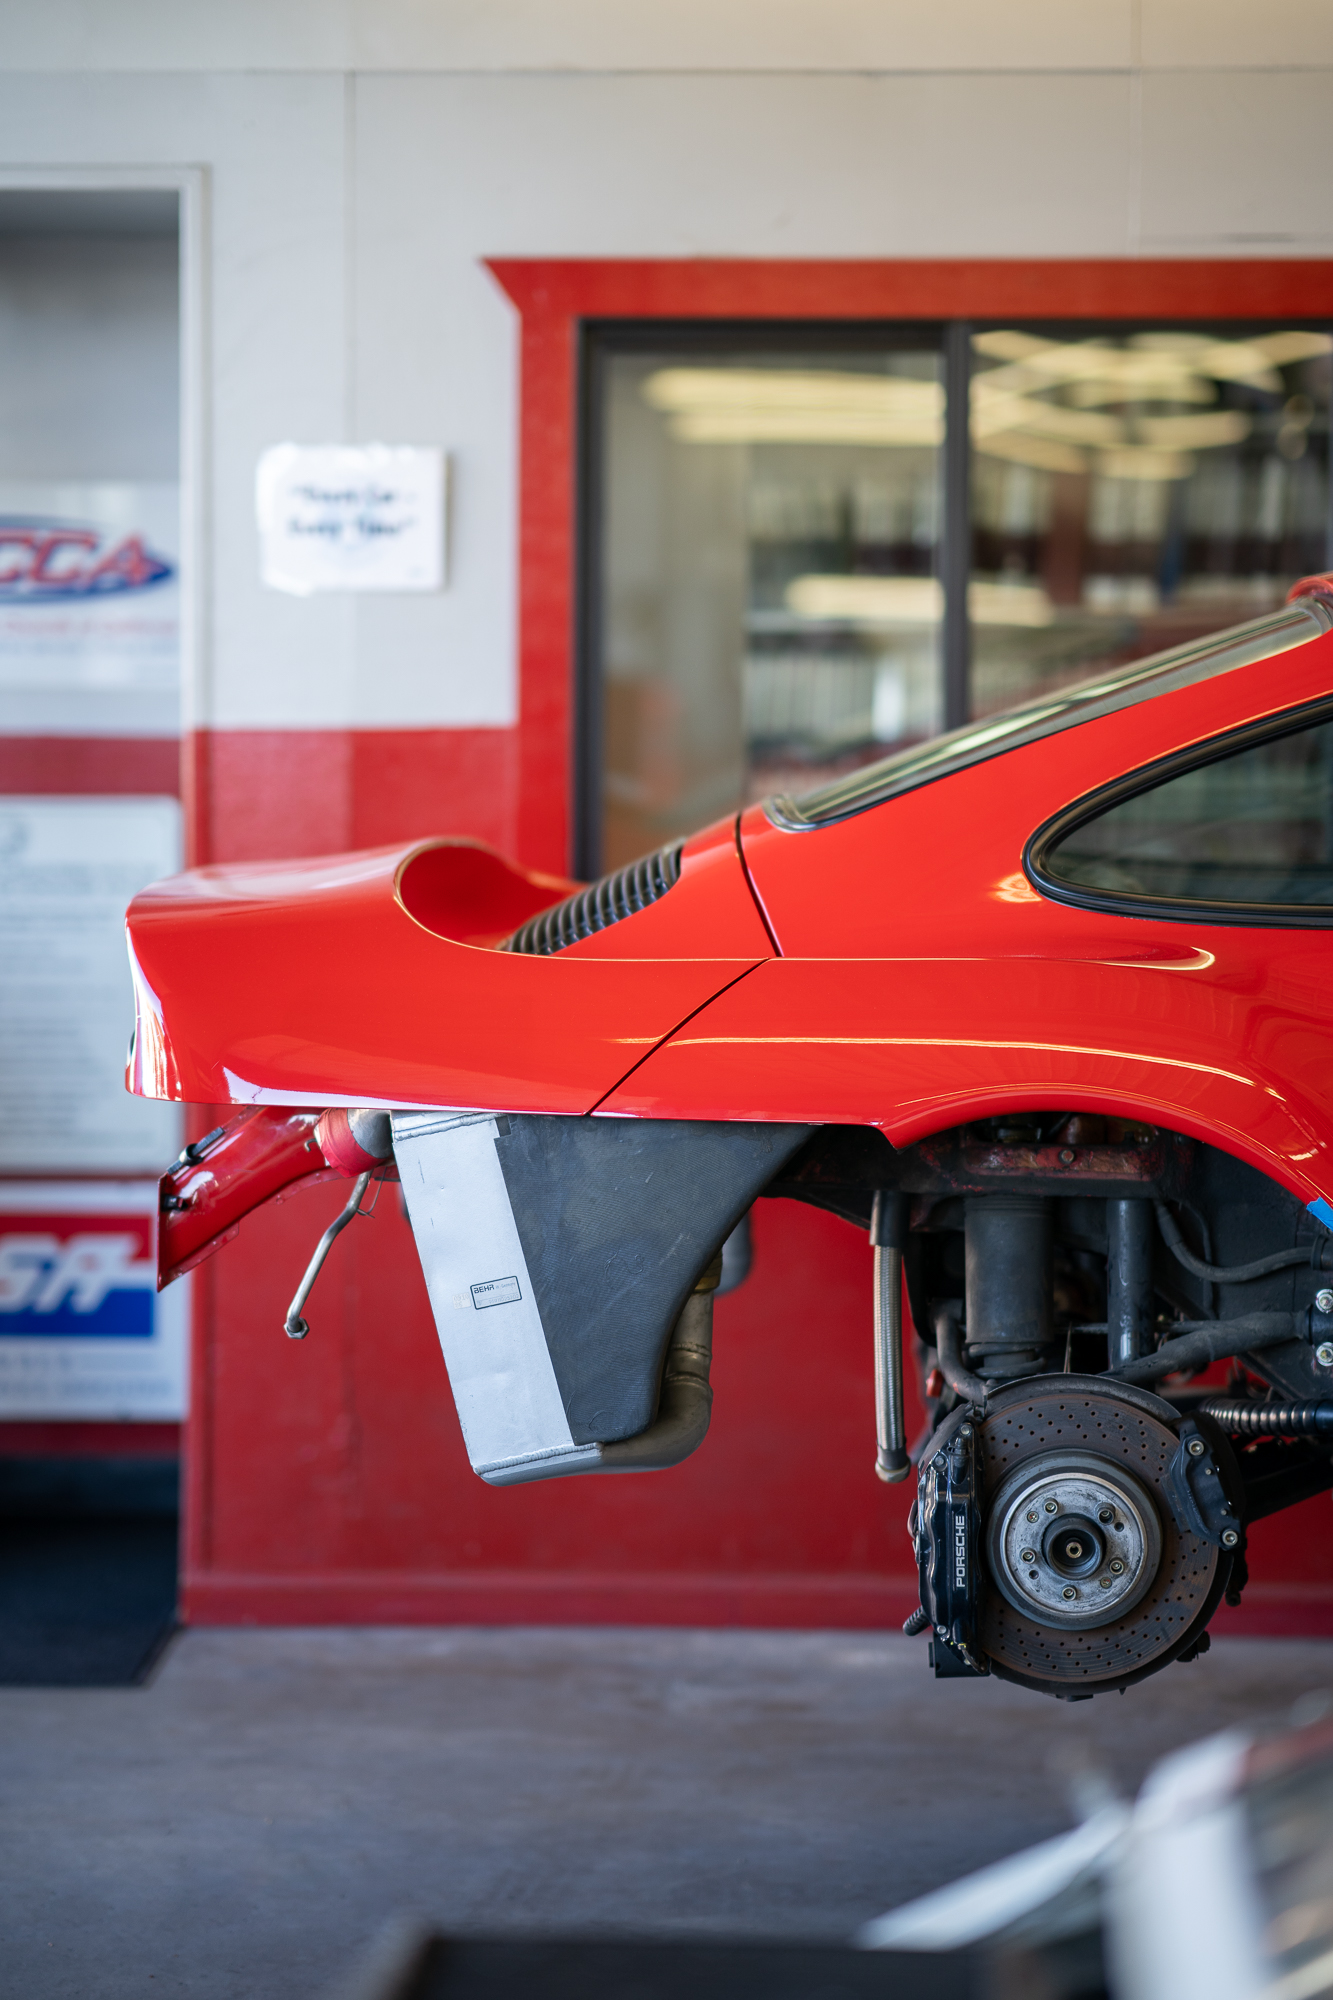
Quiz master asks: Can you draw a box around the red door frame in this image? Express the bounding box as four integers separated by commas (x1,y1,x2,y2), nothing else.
488,256,1333,877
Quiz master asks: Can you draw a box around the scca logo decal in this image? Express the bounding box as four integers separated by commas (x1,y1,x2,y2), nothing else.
0,1223,156,1339
0,521,174,601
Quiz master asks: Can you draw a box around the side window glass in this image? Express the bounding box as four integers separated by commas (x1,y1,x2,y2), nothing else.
1041,715,1333,912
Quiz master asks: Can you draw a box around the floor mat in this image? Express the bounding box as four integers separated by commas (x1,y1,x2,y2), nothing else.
0,1515,178,1687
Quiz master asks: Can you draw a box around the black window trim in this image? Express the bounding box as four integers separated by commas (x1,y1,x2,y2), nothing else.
1024,693,1333,930
765,599,1329,832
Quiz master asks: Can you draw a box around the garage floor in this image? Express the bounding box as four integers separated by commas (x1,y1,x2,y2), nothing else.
2,1627,1331,2000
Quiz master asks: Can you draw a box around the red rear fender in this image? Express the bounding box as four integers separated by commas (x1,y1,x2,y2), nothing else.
125,835,767,1114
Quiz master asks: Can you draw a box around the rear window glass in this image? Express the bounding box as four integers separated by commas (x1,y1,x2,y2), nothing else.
1039,709,1333,912
765,600,1328,830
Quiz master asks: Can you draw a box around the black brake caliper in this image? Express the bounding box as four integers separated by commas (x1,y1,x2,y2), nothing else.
1164,1415,1243,1551
915,1416,989,1678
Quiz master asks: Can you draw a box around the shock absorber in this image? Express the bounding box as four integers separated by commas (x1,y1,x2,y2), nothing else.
964,1194,1056,1379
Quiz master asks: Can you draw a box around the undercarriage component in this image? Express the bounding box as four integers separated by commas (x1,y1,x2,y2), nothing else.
592,1257,721,1472
314,1106,395,1176
283,1169,375,1340
393,1109,811,1485
1155,1200,1320,1284
871,1191,910,1483
1162,1416,1242,1550
777,1108,1333,1692
986,1447,1162,1629
975,1377,1233,1697
914,1415,988,1677
964,1195,1054,1377
1107,1198,1154,1367
1225,1437,1333,1522
1112,1311,1310,1385
933,1300,989,1406
774,1109,1333,1695
1197,1399,1333,1438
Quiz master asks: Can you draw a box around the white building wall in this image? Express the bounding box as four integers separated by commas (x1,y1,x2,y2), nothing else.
0,1,1328,735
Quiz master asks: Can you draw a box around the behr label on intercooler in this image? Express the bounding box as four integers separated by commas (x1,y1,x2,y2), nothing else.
471,1275,522,1309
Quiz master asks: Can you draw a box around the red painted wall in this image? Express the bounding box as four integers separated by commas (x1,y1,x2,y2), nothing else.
184,1188,922,1625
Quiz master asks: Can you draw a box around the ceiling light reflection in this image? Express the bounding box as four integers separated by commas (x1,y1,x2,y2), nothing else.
642,331,1327,464
785,575,1055,627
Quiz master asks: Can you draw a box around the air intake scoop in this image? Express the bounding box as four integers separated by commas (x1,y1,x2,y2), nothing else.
504,844,683,955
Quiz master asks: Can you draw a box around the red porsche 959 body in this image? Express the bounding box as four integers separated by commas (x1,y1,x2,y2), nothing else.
127,582,1333,1698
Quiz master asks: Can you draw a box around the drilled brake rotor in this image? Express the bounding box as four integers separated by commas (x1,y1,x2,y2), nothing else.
978,1375,1227,1696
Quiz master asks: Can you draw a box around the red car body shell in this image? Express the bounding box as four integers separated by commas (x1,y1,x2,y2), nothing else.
126,614,1333,1220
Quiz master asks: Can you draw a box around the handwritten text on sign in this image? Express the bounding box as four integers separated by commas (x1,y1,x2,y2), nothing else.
256,444,446,595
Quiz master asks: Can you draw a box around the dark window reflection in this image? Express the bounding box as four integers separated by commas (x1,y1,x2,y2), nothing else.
1046,716,1333,908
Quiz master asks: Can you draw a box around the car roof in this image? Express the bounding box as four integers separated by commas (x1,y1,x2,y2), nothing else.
765,597,1332,832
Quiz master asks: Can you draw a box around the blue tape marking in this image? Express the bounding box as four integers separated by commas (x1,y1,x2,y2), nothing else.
1308,1198,1333,1233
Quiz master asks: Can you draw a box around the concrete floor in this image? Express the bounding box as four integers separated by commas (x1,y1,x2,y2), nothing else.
2,1628,1332,2000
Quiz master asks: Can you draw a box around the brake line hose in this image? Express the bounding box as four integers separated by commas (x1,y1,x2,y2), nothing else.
932,1300,989,1407
1155,1202,1315,1285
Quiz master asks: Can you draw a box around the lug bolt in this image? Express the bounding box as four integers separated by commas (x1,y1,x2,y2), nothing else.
1109,1559,1125,1574
1317,1343,1333,1369
1044,1499,1059,1513
1317,1289,1333,1316
1222,1529,1240,1548
1188,1437,1206,1457
1020,1549,1037,1563
1062,1586,1077,1600
1098,1506,1114,1523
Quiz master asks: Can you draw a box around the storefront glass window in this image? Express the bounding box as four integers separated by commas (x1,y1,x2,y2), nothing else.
591,343,943,872
587,324,1331,875
969,328,1332,717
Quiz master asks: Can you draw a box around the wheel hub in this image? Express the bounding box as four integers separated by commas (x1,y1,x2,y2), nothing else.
974,1376,1228,1694
987,1450,1161,1631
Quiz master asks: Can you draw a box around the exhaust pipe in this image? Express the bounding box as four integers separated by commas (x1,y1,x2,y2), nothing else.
593,1253,722,1473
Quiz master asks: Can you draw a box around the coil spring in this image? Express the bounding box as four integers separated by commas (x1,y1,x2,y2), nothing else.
503,843,683,956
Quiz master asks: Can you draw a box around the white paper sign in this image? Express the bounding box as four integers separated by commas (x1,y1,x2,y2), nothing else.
256,444,445,595
0,1182,188,1419
0,796,182,1171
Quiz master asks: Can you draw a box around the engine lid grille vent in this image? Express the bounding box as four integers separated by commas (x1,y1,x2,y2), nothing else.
503,844,683,956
